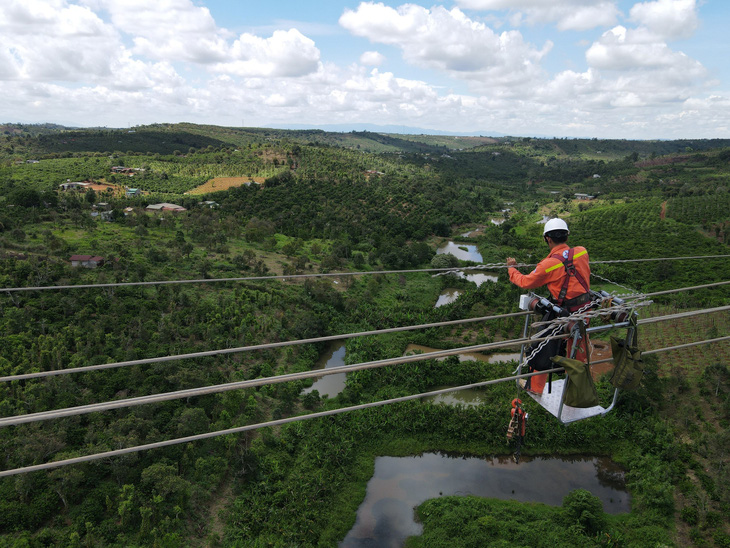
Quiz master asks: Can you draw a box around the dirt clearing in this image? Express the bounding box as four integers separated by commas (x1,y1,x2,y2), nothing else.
187,177,265,195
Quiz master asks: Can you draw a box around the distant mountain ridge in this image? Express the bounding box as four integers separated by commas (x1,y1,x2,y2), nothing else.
266,122,509,138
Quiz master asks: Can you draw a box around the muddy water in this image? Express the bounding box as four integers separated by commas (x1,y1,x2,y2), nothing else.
340,453,629,548
435,241,483,262
302,343,347,398
404,345,520,406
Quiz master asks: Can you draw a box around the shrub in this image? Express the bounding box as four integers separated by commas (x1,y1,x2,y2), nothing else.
562,489,607,536
680,505,699,525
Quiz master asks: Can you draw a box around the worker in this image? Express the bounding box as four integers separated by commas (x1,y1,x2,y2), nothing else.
506,218,591,394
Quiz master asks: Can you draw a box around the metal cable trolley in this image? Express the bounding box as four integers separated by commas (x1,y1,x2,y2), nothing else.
515,291,644,424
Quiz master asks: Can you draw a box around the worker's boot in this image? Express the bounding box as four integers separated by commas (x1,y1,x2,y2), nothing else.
520,371,546,395
527,372,547,395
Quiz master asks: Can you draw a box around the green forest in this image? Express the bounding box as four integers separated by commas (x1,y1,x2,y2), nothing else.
0,123,728,547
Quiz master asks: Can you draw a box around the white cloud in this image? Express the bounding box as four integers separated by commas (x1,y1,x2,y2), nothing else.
454,0,620,31
0,0,120,81
360,51,385,66
81,0,321,77
213,29,320,78
339,3,550,88
586,25,705,75
0,0,724,139
629,0,698,40
80,0,229,63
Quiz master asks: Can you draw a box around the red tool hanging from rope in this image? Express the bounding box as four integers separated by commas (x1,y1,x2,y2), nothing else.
506,398,528,463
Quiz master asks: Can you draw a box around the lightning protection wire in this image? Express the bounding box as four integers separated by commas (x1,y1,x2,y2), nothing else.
2,278,727,384
2,254,730,293
2,333,729,478
0,310,533,383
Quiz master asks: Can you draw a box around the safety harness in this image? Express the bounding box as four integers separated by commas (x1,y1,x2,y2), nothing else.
546,247,590,311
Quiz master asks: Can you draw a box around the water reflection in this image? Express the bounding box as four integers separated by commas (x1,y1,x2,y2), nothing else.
340,453,629,548
435,288,461,307
302,343,347,398
405,344,520,364
434,271,498,307
435,241,483,262
424,385,487,406
404,345,520,406
455,271,498,287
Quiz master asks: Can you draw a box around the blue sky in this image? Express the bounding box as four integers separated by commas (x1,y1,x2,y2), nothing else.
0,0,728,139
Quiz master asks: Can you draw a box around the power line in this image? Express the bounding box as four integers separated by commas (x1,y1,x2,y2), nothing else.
0,310,533,383
2,278,727,384
2,304,728,428
626,279,730,298
2,334,728,478
2,254,729,293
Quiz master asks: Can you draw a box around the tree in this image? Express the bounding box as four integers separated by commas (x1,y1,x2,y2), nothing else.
431,253,459,269
10,189,41,207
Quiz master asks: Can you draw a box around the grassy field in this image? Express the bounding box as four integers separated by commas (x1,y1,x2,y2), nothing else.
186,176,265,195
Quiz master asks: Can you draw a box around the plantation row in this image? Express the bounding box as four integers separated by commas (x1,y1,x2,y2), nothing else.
666,192,730,225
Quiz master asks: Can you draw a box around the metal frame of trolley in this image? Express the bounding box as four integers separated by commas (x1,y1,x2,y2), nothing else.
516,292,638,424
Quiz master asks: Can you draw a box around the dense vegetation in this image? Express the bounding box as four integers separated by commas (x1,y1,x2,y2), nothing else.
0,123,728,547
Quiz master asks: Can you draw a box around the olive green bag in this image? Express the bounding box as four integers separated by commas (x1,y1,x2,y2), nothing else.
550,355,599,408
609,333,644,390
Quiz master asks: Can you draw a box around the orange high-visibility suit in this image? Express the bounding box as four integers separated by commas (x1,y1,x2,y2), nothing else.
509,244,591,394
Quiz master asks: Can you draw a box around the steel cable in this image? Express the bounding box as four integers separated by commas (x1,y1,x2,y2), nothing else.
1,305,728,428
1,280,727,384
0,310,533,383
2,334,729,478
2,254,729,292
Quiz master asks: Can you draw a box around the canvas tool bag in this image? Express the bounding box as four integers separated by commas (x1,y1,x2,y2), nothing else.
609,317,644,390
550,354,599,408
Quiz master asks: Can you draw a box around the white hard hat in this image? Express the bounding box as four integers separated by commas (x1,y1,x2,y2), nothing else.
543,218,569,235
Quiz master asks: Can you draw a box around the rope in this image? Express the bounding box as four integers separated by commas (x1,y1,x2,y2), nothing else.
2,254,729,293
2,305,728,428
2,334,729,478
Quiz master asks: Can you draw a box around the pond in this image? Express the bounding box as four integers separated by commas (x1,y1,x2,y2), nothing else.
340,453,629,548
301,343,347,398
435,241,483,262
404,345,520,406
460,227,485,237
434,271,498,307
435,288,462,307
454,271,498,287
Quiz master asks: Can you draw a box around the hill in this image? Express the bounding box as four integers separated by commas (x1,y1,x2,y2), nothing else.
0,124,728,547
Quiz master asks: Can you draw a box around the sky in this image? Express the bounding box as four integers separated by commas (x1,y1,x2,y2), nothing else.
0,0,728,139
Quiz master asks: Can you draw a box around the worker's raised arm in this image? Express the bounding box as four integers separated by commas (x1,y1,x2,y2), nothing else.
507,259,553,290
